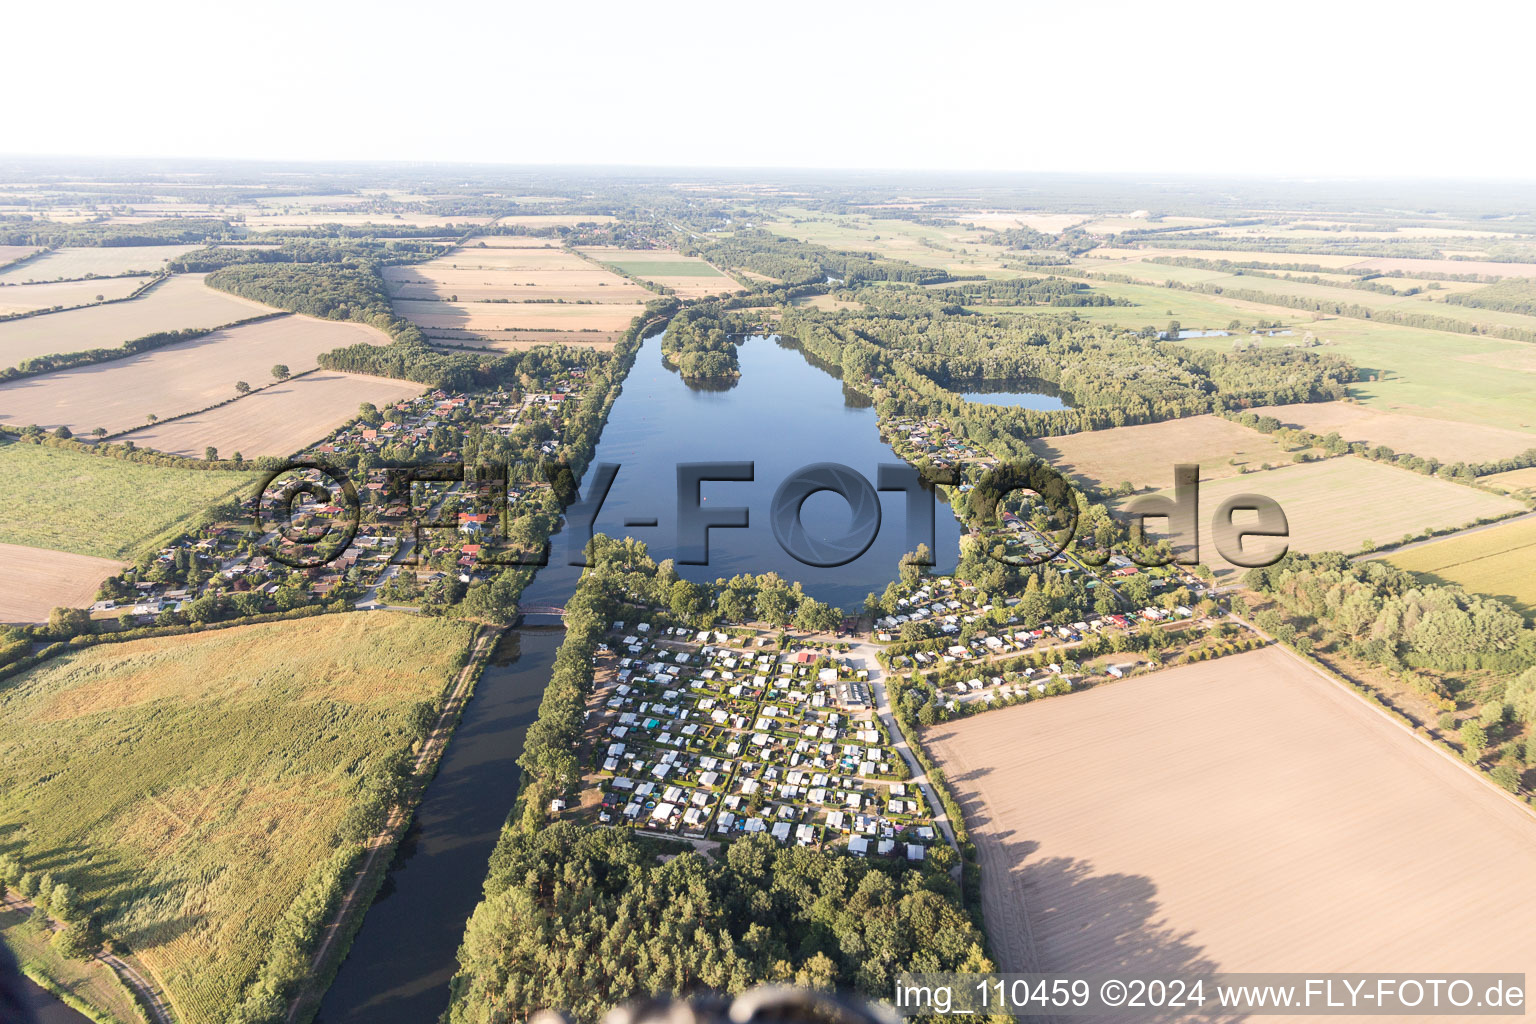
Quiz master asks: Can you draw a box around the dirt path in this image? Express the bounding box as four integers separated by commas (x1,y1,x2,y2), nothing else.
1,890,175,1024
283,625,500,1024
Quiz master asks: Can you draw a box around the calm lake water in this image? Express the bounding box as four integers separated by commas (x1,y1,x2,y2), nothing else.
315,331,962,1024
955,377,1074,412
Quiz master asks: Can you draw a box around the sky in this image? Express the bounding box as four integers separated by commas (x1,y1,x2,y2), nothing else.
9,0,1534,178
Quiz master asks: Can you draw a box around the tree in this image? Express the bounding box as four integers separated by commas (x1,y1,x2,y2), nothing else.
92,426,106,438
272,364,290,381
235,380,251,395
146,413,158,424
53,922,96,960
1491,764,1521,793
1459,721,1488,763
47,606,91,637
205,446,218,462
53,425,72,439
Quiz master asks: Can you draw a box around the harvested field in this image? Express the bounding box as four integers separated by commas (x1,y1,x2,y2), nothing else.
1386,515,1536,619
0,274,277,369
0,245,41,266
0,275,147,315
1483,466,1536,494
241,212,490,232
1251,401,1536,463
0,613,475,1024
117,370,425,458
1125,456,1523,573
580,247,739,298
393,298,642,333
428,330,622,351
385,267,652,303
0,245,200,283
926,647,1536,991
0,543,129,623
0,441,257,559
1028,414,1297,492
0,314,388,436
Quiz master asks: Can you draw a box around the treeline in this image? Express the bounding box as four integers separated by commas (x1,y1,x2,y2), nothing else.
927,277,1129,307
0,312,288,382
1446,278,1536,316
1245,553,1535,675
171,238,441,273
691,230,955,287
987,225,1098,255
0,217,231,248
1163,277,1536,345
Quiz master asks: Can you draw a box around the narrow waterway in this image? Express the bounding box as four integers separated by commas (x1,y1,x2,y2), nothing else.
314,331,964,1024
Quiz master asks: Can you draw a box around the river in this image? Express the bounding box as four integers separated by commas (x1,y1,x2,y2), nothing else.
313,331,964,1023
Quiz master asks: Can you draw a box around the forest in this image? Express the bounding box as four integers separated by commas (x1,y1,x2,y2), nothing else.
690,230,957,287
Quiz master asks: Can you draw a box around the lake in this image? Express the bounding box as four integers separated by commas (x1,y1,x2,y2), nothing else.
955,377,1075,412
315,330,963,1024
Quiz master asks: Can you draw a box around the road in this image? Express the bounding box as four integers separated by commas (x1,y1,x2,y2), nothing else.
0,891,174,1024
1353,508,1536,562
842,640,962,871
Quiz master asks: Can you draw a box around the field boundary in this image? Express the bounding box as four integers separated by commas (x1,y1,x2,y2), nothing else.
0,272,165,325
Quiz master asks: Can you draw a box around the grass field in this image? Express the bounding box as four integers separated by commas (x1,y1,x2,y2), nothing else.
1126,455,1523,574
0,246,201,284
1028,414,1300,492
0,276,147,316
0,274,278,370
0,543,129,624
926,647,1536,985
1386,516,1536,619
0,442,257,560
1,902,147,1024
116,370,424,459
0,314,389,436
580,248,739,299
0,613,475,1024
1250,401,1536,463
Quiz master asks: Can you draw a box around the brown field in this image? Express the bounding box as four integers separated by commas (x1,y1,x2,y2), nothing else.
240,212,491,232
388,241,649,340
116,370,424,458
1127,456,1523,573
0,274,277,369
0,245,201,283
1483,466,1536,494
0,275,148,315
1029,414,1299,492
1252,402,1536,463
926,647,1536,995
0,315,389,436
0,543,127,624
1083,246,1369,269
428,330,623,351
0,245,40,266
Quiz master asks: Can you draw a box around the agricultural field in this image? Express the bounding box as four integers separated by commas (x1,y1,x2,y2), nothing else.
117,370,425,459
0,276,148,315
926,647,1536,980
1126,456,1523,574
1250,401,1536,464
0,314,389,436
0,613,475,1024
1176,318,1536,434
386,239,650,346
239,211,492,232
1027,414,1300,493
1483,466,1536,495
0,442,257,560
0,274,278,370
579,247,740,298
1386,516,1536,619
0,245,41,266
0,245,201,283
0,543,129,624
